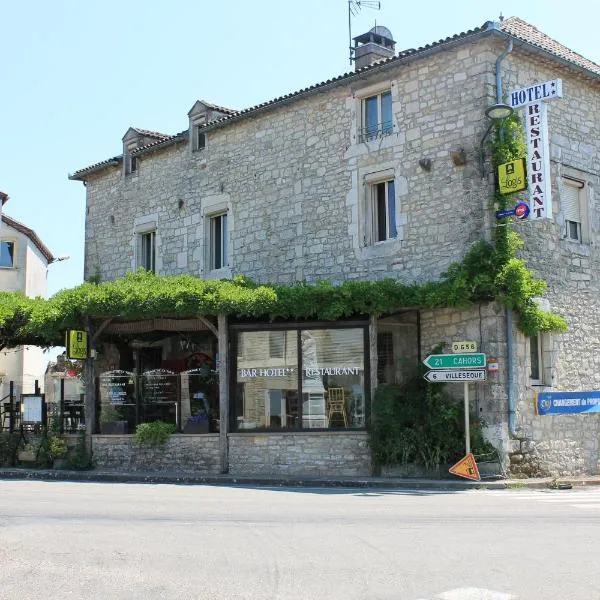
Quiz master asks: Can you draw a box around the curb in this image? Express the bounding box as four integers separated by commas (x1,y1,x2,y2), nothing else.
1,468,600,490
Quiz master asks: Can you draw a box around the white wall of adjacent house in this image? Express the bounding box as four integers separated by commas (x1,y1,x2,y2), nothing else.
0,222,49,398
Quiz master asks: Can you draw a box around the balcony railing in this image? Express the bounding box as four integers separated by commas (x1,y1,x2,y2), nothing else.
359,121,394,143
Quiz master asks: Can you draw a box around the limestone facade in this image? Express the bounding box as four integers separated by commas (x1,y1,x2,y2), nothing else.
72,20,600,476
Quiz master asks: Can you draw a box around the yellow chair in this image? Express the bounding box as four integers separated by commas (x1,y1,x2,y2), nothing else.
327,388,348,427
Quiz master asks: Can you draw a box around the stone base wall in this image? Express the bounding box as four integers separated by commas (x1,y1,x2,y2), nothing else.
228,432,371,477
92,434,220,474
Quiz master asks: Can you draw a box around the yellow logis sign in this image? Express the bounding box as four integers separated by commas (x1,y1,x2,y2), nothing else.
498,158,526,194
66,330,88,360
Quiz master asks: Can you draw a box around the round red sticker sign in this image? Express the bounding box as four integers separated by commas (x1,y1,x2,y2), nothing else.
515,202,530,220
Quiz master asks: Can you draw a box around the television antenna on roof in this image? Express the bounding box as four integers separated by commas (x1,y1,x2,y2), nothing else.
348,0,381,64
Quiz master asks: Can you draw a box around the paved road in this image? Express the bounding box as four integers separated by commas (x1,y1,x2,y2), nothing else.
0,481,599,600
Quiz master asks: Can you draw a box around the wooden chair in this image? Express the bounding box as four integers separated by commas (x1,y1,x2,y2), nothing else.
327,388,348,427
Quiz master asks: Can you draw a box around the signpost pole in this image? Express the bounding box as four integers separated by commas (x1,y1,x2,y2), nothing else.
464,381,470,455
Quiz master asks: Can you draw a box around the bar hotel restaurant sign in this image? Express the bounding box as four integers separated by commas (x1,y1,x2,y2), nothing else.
508,79,562,220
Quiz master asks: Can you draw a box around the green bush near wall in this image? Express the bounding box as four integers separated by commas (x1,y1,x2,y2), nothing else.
369,381,497,471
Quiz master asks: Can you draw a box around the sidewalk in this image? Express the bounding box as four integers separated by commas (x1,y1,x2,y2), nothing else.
1,466,600,490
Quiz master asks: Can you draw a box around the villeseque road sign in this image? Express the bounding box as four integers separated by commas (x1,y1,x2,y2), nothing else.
423,353,486,369
424,370,487,382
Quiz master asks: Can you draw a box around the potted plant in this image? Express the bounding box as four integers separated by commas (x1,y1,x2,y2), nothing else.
100,402,128,434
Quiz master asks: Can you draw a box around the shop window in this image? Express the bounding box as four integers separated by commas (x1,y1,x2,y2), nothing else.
0,240,15,268
236,330,299,430
561,177,585,243
234,327,367,431
361,90,393,142
138,231,156,273
209,212,228,270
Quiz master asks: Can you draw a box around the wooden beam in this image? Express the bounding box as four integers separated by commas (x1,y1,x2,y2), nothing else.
217,314,229,474
369,315,378,404
198,316,218,337
84,318,96,452
91,318,113,344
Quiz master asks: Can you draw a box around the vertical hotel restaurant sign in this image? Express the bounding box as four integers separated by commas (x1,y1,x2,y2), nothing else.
66,329,88,360
509,79,562,220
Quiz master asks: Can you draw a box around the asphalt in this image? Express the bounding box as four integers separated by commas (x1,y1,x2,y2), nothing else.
1,466,600,490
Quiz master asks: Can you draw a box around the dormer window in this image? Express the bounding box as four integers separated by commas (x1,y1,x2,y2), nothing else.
196,128,206,151
128,155,138,174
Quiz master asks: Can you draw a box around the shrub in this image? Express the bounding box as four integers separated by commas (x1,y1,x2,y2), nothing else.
369,376,496,470
133,421,177,448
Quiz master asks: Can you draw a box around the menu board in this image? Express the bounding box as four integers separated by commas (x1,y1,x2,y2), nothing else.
23,395,43,423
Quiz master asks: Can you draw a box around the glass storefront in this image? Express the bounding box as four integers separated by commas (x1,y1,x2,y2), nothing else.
234,325,367,431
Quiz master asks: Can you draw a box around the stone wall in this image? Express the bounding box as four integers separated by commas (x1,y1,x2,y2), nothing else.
500,50,600,477
92,434,220,474
228,432,371,477
78,33,600,477
83,37,496,286
420,302,510,461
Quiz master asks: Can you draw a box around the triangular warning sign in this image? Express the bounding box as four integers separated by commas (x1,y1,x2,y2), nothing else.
449,453,481,481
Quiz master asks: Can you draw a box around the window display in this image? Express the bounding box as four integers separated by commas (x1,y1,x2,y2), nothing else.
234,326,366,431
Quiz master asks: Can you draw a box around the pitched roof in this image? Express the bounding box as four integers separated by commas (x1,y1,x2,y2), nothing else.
0,191,8,205
200,101,237,116
500,17,600,77
70,17,600,181
1,214,54,263
131,128,171,140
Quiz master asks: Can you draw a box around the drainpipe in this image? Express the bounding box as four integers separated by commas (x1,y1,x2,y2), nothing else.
494,35,518,437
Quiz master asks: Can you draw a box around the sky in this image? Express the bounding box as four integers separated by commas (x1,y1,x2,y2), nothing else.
1,0,599,302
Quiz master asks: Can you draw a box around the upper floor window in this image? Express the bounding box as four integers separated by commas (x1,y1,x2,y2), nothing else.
361,90,392,142
561,177,585,243
529,334,542,383
369,179,397,243
139,231,155,273
125,154,137,176
209,213,228,270
195,127,206,151
0,240,15,268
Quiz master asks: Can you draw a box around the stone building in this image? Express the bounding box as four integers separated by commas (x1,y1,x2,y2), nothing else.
70,17,600,477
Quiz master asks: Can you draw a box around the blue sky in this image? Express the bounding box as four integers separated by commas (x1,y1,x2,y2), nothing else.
1,0,599,299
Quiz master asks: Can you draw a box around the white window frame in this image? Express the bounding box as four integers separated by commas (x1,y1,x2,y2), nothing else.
0,239,16,269
361,89,393,142
365,178,397,244
138,230,156,273
529,333,553,387
209,212,228,271
561,176,585,243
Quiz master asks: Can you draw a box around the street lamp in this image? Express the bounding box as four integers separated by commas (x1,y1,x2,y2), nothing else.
479,103,515,177
484,103,514,120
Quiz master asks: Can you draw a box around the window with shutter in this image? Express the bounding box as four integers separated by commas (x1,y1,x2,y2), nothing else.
562,178,584,241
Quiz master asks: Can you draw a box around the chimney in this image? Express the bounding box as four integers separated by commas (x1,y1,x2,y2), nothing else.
352,25,395,70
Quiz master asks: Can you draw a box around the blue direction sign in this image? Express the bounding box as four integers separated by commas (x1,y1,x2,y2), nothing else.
495,208,516,219
537,391,600,415
423,353,486,370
